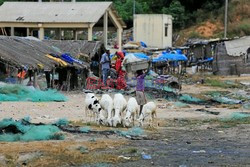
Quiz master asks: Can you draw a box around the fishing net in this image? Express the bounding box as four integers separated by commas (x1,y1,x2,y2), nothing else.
118,127,144,137
179,94,204,104
174,102,189,108
243,103,250,110
0,84,67,102
79,126,91,133
227,112,250,120
212,96,242,104
54,118,69,126
0,118,64,142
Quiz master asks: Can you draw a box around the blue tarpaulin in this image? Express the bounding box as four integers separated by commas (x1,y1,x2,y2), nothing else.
61,53,84,65
153,52,188,63
140,41,148,48
125,53,150,60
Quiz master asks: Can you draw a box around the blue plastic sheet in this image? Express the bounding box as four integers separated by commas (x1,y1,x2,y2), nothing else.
125,52,149,60
153,52,188,62
61,53,84,65
140,41,147,48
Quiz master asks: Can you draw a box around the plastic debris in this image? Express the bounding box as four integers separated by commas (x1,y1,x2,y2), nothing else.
192,150,206,153
118,155,131,160
0,84,67,102
141,152,152,160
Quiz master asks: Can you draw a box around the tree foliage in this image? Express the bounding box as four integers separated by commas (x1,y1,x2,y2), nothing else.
0,0,225,30
162,0,186,29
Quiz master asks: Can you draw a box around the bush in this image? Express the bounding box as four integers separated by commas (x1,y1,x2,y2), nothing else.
189,31,202,38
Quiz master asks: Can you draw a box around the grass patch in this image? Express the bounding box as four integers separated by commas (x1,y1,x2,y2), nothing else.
219,117,250,128
163,116,250,128
121,147,138,154
0,140,127,166
205,79,241,88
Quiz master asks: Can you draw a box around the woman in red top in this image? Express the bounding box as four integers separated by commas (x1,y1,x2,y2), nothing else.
115,51,126,90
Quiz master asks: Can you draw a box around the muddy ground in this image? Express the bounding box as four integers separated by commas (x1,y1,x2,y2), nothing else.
0,75,250,166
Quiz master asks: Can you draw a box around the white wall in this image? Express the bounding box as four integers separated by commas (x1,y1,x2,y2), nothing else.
134,14,172,48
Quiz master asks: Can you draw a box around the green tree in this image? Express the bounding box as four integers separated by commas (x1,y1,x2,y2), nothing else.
162,0,186,29
113,0,150,26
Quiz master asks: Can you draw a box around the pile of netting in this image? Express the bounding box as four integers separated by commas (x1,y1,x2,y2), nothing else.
0,84,67,102
0,117,64,142
227,112,250,120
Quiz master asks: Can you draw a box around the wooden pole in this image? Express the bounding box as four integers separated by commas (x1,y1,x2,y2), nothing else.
33,70,37,88
52,68,55,89
66,69,71,92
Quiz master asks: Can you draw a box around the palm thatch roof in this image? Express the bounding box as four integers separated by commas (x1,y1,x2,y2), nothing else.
44,40,104,59
0,36,90,70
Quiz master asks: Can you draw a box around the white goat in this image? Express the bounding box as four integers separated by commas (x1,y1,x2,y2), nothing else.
112,93,127,127
100,94,113,126
84,93,101,121
123,97,139,127
138,102,157,127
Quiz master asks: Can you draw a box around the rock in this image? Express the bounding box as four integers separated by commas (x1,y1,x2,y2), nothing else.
0,155,6,166
77,146,89,154
17,152,41,164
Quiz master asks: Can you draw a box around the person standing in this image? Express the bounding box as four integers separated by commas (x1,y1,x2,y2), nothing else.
115,51,127,90
136,64,150,115
100,49,111,86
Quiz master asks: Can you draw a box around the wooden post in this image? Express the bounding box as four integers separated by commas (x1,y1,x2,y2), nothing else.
66,69,71,92
74,29,78,40
103,11,108,48
117,28,122,51
33,70,37,88
51,68,55,89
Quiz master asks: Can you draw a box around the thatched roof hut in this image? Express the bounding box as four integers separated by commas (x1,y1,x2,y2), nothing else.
0,36,89,70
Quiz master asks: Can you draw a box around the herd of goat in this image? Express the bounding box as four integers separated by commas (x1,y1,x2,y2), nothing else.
85,93,157,127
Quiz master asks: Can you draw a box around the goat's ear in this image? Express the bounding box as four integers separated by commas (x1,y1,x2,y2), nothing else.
88,104,92,109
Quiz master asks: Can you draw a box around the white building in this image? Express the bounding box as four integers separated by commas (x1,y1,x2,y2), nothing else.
134,14,173,48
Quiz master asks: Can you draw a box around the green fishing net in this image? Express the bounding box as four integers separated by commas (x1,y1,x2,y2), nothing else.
229,112,250,120
179,94,204,104
118,127,144,137
0,84,67,102
0,118,64,142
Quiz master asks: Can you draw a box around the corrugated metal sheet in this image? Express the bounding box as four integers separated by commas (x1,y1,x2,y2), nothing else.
0,2,112,23
225,36,250,56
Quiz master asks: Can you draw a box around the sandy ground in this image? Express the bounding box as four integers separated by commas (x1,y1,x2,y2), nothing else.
0,76,250,166
0,83,247,124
